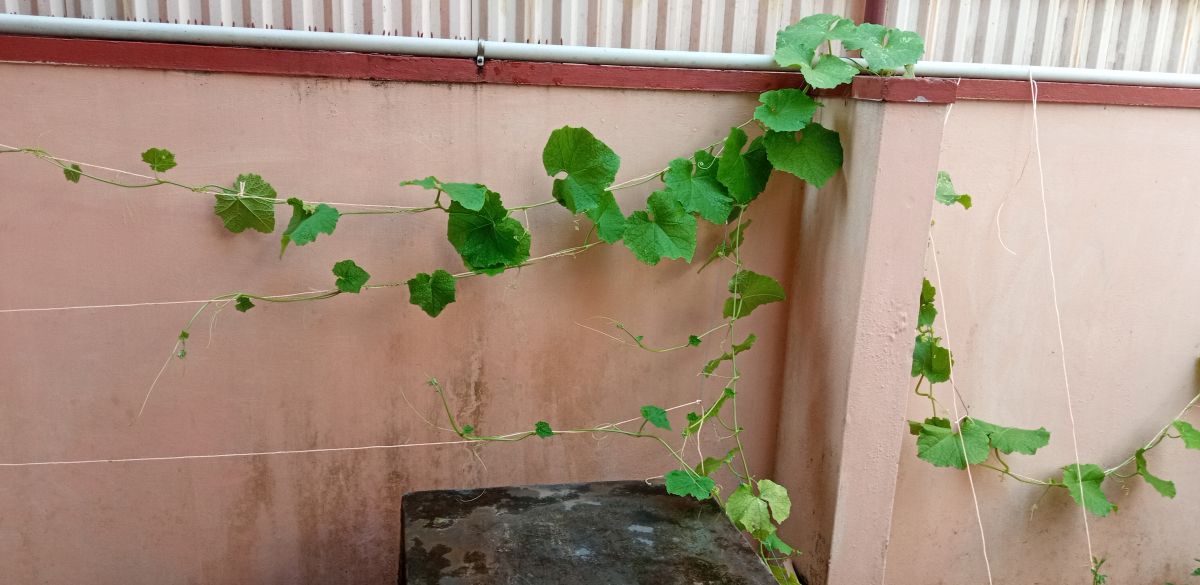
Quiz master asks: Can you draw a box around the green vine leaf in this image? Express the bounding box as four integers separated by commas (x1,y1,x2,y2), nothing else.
63,164,82,183
757,479,791,523
702,336,757,377
754,88,820,132
214,173,277,234
688,335,702,347
763,532,795,556
717,128,772,205
799,54,860,89
1062,463,1116,517
685,388,737,435
665,469,716,500
140,148,177,173
663,151,733,224
280,198,340,255
446,190,532,275
640,405,671,430
332,259,370,293
970,418,1051,455
543,126,620,214
918,278,938,327
912,333,952,383
584,191,628,243
534,421,554,438
915,417,989,469
723,270,786,319
622,191,697,265
407,269,457,317
841,23,925,73
773,14,857,69
725,484,772,537
935,171,972,209
400,176,488,211
235,295,255,313
695,447,740,477
1173,420,1200,449
1135,448,1176,499
763,123,844,188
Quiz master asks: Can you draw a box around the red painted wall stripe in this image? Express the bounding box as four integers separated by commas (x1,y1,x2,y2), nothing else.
2,34,1199,108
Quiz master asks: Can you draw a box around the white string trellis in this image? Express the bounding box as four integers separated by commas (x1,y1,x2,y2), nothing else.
0,400,701,468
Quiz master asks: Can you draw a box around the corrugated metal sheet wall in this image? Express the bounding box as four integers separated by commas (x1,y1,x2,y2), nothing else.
4,0,1198,73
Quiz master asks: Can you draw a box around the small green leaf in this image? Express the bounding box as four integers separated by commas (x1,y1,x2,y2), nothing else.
446,190,532,275
694,447,740,477
63,164,82,183
281,200,339,253
543,126,620,214
1135,448,1176,499
640,405,671,431
407,269,457,317
764,123,844,188
622,191,697,265
754,88,820,132
214,173,276,234
723,270,786,319
935,171,972,209
461,424,475,435
915,417,989,469
717,127,772,205
140,148,177,173
534,421,554,438
685,388,737,435
912,333,952,383
178,330,190,341
400,176,488,211
1173,420,1200,449
757,479,791,523
665,469,716,500
918,278,938,327
662,152,733,224
234,295,254,313
702,336,757,376
725,484,772,536
971,418,1051,455
762,531,794,555
799,54,859,89
584,191,628,243
1062,463,1115,517
332,259,370,294
1192,559,1200,576
770,563,802,585
841,23,925,72
688,335,702,347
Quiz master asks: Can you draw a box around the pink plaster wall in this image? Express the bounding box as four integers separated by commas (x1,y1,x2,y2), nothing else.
0,63,805,584
885,101,1200,583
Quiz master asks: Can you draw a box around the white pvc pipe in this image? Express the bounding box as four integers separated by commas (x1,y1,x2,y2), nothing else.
2,14,1199,88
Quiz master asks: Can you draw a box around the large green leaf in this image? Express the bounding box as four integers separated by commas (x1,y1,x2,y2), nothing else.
754,88,820,132
725,484,772,537
764,124,844,187
584,191,628,243
717,128,773,205
446,190,532,275
912,333,952,383
622,191,697,265
214,173,277,234
935,171,972,209
543,126,620,214
280,198,340,256
915,417,989,469
332,259,370,293
665,470,716,500
663,151,733,224
970,418,1051,455
400,176,489,211
773,14,857,68
1062,463,1115,517
723,270,786,319
407,269,457,317
841,23,924,72
799,54,859,89
1135,448,1176,499
757,479,791,523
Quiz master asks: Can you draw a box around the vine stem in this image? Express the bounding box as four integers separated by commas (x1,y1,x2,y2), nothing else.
1103,392,1200,475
